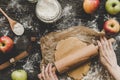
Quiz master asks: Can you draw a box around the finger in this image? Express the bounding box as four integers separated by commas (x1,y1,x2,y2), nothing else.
98,38,110,63
100,39,113,65
103,37,109,49
97,40,101,53
51,63,58,80
108,41,114,52
45,63,50,78
100,37,105,49
101,37,106,50
100,37,109,56
97,40,104,56
108,41,116,57
38,74,44,80
49,63,55,79
103,37,111,55
41,66,46,80
53,71,58,80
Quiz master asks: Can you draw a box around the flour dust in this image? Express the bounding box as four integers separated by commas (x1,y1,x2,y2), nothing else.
20,15,33,29
7,0,27,12
0,17,10,36
56,4,99,32
82,61,114,80
23,53,40,73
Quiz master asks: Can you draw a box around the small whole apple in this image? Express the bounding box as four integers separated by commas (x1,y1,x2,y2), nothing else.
83,0,100,14
0,36,14,53
103,19,120,34
11,70,27,80
105,0,120,15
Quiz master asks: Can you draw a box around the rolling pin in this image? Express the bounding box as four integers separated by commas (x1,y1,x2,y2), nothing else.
0,51,29,70
52,38,115,73
0,36,36,70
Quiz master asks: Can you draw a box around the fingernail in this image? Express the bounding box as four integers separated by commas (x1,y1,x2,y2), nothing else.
42,65,45,70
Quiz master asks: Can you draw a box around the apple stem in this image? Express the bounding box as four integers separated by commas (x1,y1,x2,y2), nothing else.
110,24,114,28
2,42,5,46
112,4,116,7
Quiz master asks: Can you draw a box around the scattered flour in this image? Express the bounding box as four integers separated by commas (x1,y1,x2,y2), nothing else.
19,15,34,29
23,53,40,73
56,4,99,32
103,15,117,21
0,17,6,26
0,17,10,36
86,15,99,32
82,61,114,80
56,4,77,29
7,0,23,12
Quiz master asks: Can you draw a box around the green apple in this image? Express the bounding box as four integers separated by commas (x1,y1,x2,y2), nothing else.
105,0,120,15
11,70,27,80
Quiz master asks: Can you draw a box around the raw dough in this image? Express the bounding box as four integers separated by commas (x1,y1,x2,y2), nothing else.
40,26,102,79
55,37,90,80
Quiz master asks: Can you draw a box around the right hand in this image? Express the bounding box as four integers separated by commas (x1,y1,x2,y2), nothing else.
38,63,58,80
97,37,118,69
97,37,120,80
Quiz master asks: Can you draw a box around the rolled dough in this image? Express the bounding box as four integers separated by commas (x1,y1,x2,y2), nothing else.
55,37,90,80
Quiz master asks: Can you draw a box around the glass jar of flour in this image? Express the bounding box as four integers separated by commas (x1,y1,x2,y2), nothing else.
28,0,38,3
36,0,62,23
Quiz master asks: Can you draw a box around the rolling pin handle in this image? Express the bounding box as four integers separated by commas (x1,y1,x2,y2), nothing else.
0,51,29,71
9,58,16,64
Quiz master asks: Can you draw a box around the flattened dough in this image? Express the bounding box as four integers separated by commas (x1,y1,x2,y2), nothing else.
55,37,90,80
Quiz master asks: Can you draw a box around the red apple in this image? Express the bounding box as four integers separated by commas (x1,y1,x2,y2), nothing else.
103,19,120,34
0,36,14,53
83,0,100,14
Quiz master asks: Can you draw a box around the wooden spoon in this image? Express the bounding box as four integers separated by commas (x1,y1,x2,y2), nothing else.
0,8,24,36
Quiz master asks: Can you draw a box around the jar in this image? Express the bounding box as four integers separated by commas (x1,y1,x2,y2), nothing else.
36,0,62,23
28,0,38,3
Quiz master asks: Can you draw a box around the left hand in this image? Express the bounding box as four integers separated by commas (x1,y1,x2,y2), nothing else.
38,63,58,80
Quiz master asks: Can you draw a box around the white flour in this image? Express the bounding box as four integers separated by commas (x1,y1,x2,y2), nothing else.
87,15,99,32
28,0,38,3
13,23,24,35
36,0,62,22
82,61,114,80
56,4,76,29
0,17,10,36
23,53,40,73
56,4,99,31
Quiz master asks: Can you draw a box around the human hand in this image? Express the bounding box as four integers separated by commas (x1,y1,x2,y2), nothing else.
97,36,120,80
97,36,118,68
38,63,58,80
